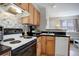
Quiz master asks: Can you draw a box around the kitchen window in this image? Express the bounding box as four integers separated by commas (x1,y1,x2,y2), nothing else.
61,19,76,32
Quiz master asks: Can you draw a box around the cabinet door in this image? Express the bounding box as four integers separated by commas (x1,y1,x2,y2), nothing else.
41,36,46,55
28,3,34,25
21,16,29,24
34,8,38,25
37,11,40,26
17,3,29,11
37,37,41,56
55,37,69,56
17,3,29,24
34,8,40,26
46,36,55,56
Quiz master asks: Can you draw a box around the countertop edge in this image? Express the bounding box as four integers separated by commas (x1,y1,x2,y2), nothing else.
37,34,70,37
0,44,11,55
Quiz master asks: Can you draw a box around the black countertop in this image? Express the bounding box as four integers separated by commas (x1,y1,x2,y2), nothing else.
0,44,11,55
37,33,70,37
55,35,70,37
37,31,70,37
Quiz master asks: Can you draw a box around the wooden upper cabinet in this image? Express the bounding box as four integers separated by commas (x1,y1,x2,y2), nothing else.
17,3,29,11
34,8,37,25
28,3,34,25
34,7,40,26
21,16,29,24
16,3,29,24
16,3,40,25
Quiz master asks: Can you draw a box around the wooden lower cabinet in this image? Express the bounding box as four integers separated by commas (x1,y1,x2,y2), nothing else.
37,36,70,56
37,42,41,56
46,36,55,56
1,51,11,56
37,36,55,56
41,36,46,55
37,37,41,56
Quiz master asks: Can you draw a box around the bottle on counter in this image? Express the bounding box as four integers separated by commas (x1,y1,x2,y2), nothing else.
22,31,25,36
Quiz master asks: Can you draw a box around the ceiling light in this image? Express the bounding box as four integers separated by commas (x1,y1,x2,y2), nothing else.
8,4,22,14
53,5,56,8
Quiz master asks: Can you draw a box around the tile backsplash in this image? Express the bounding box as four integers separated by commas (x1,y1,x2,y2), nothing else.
0,14,23,28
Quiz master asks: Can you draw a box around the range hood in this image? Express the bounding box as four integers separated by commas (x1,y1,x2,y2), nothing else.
0,3,30,17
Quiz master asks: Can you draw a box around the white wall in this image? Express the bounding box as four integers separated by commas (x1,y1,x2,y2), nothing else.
46,15,79,32
31,3,79,30
39,7,47,30
45,3,79,29
46,3,79,18
34,3,47,30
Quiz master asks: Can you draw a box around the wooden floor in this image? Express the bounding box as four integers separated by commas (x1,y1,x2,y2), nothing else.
70,43,79,56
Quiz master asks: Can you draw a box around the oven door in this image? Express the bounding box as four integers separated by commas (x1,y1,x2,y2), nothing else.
12,39,36,56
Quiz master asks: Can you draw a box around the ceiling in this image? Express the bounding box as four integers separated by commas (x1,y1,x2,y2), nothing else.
35,3,55,7
35,3,79,7
35,3,79,17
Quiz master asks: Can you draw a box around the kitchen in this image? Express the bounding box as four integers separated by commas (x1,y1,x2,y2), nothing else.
0,3,79,56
